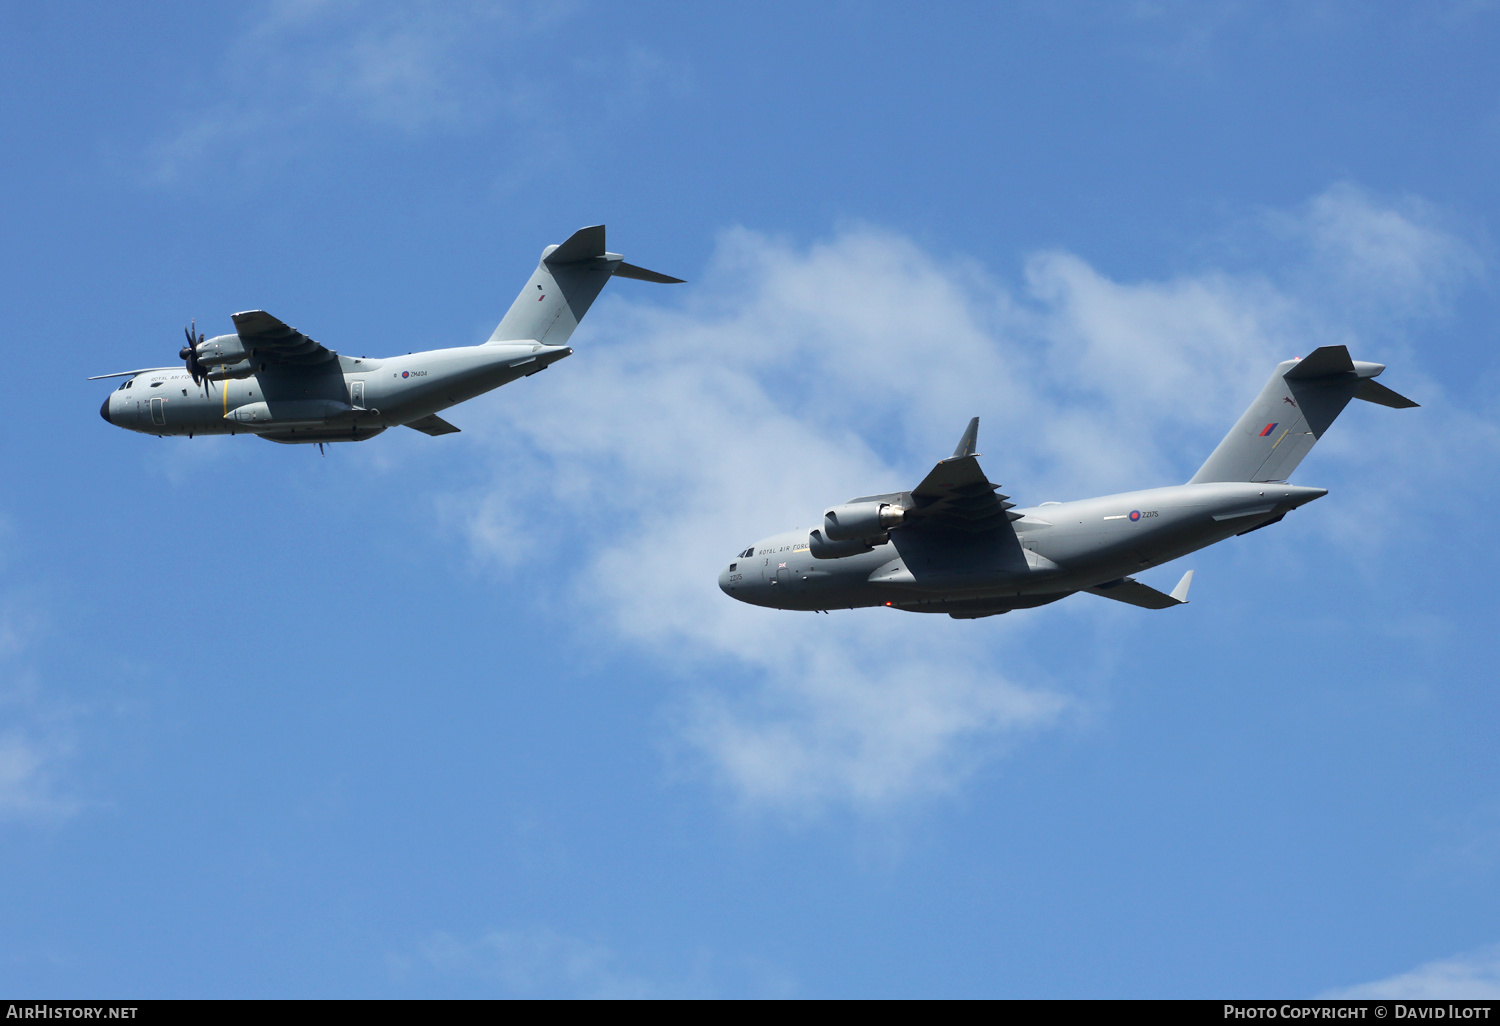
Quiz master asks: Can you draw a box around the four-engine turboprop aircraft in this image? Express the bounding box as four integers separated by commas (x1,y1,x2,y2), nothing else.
719,345,1418,618
93,226,680,445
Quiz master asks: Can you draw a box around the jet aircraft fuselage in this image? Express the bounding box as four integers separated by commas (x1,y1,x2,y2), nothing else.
721,480,1324,617
720,344,1418,619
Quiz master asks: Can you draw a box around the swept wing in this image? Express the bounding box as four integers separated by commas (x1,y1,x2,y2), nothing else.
230,310,338,369
901,417,1021,534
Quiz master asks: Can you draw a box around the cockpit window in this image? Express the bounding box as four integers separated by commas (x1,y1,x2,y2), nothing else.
117,381,127,390
125,380,133,389
739,547,755,558
729,563,737,571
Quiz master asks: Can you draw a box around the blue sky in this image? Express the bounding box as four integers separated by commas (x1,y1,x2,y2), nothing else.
3,1,1500,998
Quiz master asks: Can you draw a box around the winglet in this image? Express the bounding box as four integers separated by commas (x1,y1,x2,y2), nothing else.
951,417,980,459
1169,570,1194,604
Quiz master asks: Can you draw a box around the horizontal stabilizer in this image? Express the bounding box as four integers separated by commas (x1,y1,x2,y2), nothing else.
1089,570,1193,609
1354,378,1419,409
1283,345,1355,380
544,225,607,265
405,414,461,436
613,261,685,284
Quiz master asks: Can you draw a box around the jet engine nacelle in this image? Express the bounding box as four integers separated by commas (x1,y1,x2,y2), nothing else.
822,501,905,541
808,529,875,559
197,334,249,366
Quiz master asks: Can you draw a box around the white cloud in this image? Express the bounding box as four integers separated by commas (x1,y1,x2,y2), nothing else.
443,187,1488,813
1326,944,1500,999
1273,182,1484,324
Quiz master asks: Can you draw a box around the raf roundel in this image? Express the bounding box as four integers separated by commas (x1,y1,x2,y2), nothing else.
1129,510,1141,521
402,371,410,378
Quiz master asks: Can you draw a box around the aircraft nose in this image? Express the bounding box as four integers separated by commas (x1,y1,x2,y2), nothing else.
719,565,754,604
99,397,112,425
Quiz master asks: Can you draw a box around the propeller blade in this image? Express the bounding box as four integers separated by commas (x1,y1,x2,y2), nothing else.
181,319,208,386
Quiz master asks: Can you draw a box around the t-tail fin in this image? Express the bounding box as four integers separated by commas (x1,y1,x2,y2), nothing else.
487,225,682,346
1189,345,1418,484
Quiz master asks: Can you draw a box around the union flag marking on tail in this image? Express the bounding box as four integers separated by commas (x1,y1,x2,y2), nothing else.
1259,423,1278,437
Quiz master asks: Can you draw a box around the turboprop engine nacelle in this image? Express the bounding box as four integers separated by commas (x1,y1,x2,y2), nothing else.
822,501,905,542
197,334,250,366
206,360,254,381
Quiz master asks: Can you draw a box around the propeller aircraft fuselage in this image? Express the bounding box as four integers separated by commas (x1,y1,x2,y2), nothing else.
720,346,1419,619
94,226,680,445
98,340,569,444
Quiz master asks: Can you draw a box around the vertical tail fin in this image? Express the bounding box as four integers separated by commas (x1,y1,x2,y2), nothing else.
1189,345,1418,484
488,225,682,346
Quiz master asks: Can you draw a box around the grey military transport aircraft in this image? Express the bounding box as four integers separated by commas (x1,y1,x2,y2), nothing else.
93,226,679,447
720,345,1417,618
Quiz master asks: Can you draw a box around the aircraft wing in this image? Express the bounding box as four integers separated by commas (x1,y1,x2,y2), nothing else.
902,418,1020,534
231,310,338,369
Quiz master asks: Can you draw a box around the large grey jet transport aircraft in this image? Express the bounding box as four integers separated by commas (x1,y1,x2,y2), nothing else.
720,346,1417,618
93,226,680,446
